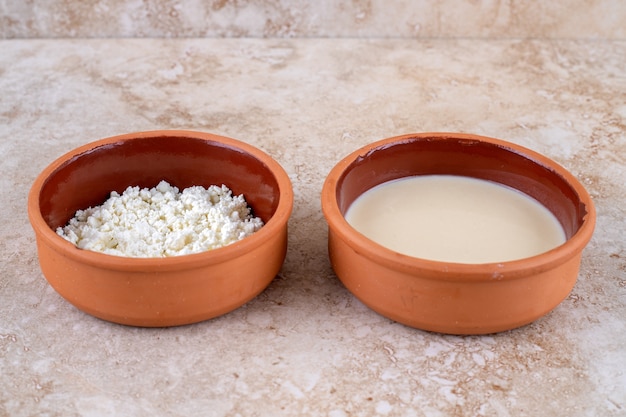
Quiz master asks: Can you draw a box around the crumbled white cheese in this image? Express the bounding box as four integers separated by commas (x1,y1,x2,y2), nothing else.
56,180,264,258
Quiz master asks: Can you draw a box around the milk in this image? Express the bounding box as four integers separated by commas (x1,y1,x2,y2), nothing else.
344,175,566,263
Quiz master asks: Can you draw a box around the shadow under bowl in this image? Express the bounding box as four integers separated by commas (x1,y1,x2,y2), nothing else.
321,132,595,335
28,130,293,327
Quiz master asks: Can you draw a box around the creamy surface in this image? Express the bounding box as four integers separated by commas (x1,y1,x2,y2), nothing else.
344,175,566,263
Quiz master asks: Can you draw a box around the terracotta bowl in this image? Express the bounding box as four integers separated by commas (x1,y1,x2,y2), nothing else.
321,133,595,335
28,130,293,327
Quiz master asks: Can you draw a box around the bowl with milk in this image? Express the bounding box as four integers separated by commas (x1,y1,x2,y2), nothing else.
321,133,595,335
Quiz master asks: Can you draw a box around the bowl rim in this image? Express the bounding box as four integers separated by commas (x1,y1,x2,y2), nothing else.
28,130,294,272
321,132,596,281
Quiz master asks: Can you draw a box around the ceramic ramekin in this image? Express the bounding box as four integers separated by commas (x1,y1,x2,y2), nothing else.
28,130,293,327
321,132,595,334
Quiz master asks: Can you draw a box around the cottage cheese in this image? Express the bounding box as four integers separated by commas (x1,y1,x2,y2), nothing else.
56,180,264,257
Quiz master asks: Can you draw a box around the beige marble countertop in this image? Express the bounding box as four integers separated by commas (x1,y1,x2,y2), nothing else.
1,38,625,416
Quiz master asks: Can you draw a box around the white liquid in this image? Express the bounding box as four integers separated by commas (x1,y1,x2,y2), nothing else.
344,175,566,264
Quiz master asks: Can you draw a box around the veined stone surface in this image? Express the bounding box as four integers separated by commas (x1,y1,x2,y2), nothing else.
1,38,625,416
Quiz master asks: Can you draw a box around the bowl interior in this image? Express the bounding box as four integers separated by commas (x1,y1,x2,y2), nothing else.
335,136,588,240
39,135,281,231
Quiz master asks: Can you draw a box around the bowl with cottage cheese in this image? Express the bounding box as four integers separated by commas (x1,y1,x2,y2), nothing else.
28,130,293,327
321,132,595,335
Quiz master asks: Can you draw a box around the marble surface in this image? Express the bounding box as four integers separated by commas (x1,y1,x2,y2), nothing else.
2,0,626,39
1,38,625,416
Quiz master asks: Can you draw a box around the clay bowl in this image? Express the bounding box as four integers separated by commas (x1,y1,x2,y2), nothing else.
28,130,293,327
321,132,595,335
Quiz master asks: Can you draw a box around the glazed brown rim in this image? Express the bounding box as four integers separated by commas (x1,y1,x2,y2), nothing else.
321,132,596,281
28,130,294,272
